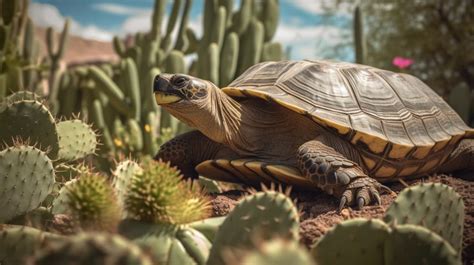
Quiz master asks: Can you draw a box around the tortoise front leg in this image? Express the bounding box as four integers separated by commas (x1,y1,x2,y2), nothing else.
297,139,387,211
155,130,228,179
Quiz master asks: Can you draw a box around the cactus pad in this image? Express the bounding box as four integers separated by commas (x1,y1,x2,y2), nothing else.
51,179,77,215
0,225,59,265
57,119,97,161
3,91,42,104
112,159,142,207
0,145,55,222
207,191,300,265
0,100,59,158
33,233,153,265
118,219,211,265
385,224,460,265
232,239,315,265
312,218,389,265
384,183,464,254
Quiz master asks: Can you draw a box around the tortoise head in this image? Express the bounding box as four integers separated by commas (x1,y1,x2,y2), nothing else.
153,74,215,105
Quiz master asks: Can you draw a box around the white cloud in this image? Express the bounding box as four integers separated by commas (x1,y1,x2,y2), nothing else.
29,2,113,41
289,0,351,15
92,3,149,15
275,23,349,60
121,11,153,34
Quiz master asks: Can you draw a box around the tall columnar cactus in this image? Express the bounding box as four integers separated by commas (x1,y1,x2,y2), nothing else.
353,5,366,64
46,18,70,112
207,191,300,265
0,145,55,223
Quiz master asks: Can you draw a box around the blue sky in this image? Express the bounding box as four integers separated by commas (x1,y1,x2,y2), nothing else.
29,0,353,60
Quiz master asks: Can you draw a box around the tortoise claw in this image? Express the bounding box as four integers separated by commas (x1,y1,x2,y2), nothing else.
338,197,347,213
357,197,365,209
337,177,384,212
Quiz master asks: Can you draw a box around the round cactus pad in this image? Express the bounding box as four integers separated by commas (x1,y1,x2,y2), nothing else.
0,100,59,159
0,145,55,222
57,119,97,161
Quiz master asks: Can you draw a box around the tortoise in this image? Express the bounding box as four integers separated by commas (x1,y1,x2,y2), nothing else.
153,60,474,210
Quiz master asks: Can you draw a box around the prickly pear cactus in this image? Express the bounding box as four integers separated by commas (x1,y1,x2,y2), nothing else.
0,100,59,158
384,183,464,254
125,160,210,224
312,218,389,265
207,191,300,265
56,119,98,161
63,173,121,231
118,219,211,265
3,91,42,104
385,224,459,265
228,238,315,265
189,216,226,242
51,179,77,215
312,218,461,265
0,145,55,222
112,159,143,207
33,233,153,265
0,225,60,265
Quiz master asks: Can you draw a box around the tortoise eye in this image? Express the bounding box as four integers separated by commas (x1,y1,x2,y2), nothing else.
173,76,187,87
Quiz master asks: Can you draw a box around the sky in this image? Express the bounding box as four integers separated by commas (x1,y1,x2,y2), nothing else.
29,0,353,60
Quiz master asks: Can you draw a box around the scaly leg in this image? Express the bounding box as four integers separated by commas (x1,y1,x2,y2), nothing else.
297,139,389,210
442,139,474,174
155,130,229,179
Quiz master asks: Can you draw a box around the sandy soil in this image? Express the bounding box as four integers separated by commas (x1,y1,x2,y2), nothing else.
209,174,474,264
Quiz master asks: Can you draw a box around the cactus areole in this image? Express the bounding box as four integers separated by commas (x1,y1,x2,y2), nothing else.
154,60,474,211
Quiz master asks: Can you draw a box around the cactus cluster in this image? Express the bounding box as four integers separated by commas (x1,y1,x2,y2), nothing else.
0,91,98,224
311,183,465,265
50,0,284,169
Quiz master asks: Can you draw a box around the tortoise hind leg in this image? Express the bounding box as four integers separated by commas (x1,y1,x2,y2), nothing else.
442,139,474,173
297,139,387,211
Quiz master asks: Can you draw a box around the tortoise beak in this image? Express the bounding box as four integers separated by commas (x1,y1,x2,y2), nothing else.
153,74,182,104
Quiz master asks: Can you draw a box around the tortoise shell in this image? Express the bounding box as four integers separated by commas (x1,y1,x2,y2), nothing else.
222,60,474,178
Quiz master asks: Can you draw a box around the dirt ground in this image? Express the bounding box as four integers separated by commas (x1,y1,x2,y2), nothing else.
209,174,474,264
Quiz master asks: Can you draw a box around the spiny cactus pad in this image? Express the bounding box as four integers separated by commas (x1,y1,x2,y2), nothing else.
0,100,59,158
312,218,389,265
118,219,211,265
385,224,460,265
112,159,143,207
0,225,59,265
0,145,55,222
125,160,210,224
57,119,97,161
207,191,300,265
51,179,77,215
33,233,153,265
312,219,461,265
3,91,42,104
229,238,315,265
384,183,464,254
65,173,121,231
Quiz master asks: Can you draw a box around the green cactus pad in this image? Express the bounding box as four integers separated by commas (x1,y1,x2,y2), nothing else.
125,160,210,224
119,219,211,265
0,145,55,223
64,173,121,231
0,225,60,265
51,179,77,215
207,191,300,265
2,90,42,104
312,218,389,265
57,119,98,161
33,233,153,265
112,160,143,207
0,100,59,158
384,183,464,254
385,224,460,265
189,216,226,242
233,239,315,265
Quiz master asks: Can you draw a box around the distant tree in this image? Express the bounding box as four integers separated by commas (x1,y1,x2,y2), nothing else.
326,0,474,123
